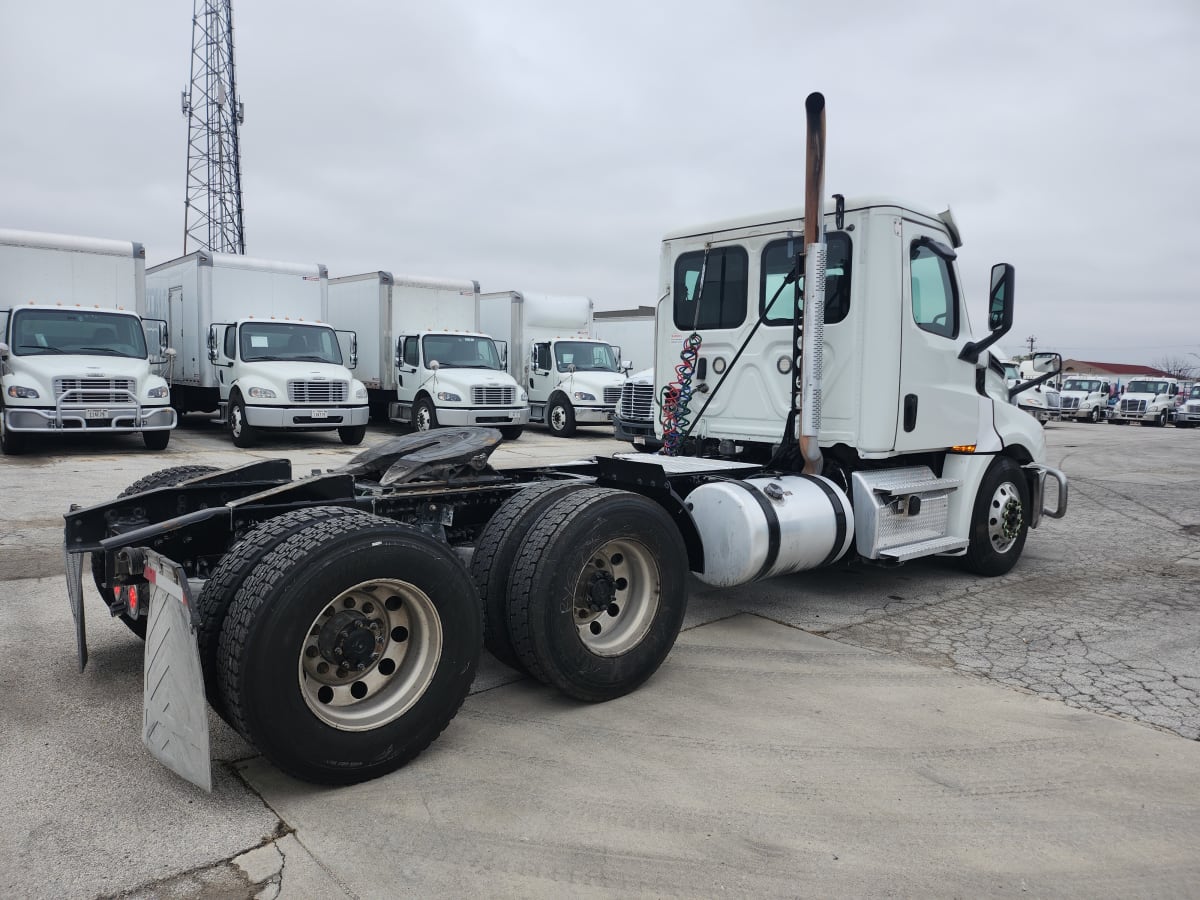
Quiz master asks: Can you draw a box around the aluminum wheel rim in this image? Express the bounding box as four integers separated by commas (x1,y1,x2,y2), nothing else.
572,538,660,657
298,578,442,731
231,405,244,438
550,405,567,431
986,480,1023,554
416,406,432,431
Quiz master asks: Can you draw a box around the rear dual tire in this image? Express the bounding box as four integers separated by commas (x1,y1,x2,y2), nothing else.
215,512,481,785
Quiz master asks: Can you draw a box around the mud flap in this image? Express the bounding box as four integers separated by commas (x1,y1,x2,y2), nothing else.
141,549,212,792
64,548,87,671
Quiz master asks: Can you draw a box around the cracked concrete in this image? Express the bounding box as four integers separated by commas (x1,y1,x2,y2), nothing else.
2,415,1199,897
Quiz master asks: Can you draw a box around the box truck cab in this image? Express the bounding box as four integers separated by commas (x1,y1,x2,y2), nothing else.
1110,377,1179,427
327,272,528,439
480,291,628,437
0,229,175,455
1058,374,1111,423
145,252,368,447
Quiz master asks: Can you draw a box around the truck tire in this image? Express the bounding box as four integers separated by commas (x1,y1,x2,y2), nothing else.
1157,409,1169,427
142,429,171,451
338,425,367,445
91,464,221,638
229,394,257,447
469,480,591,671
0,407,27,455
195,505,363,722
962,456,1029,577
216,513,482,785
1089,407,1101,423
546,394,576,437
499,425,524,440
413,397,438,432
506,487,687,702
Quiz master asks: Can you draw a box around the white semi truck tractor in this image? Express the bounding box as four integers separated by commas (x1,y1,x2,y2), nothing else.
63,93,1067,791
1058,374,1112,423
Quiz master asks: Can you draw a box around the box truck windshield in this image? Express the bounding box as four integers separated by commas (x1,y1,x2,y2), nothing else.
422,334,502,370
555,341,618,372
238,322,343,365
12,308,148,359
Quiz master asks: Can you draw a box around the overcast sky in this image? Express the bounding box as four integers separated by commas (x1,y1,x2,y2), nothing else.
3,0,1197,367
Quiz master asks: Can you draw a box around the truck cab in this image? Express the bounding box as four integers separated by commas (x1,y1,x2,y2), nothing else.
393,330,528,439
1110,377,1178,427
528,337,626,436
1176,383,1200,428
208,317,369,446
1058,374,1111,423
1,304,175,454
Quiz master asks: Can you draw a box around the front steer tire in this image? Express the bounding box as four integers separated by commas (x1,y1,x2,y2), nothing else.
91,464,221,638
229,395,257,447
216,513,482,785
338,425,367,445
962,456,1030,577
505,487,687,702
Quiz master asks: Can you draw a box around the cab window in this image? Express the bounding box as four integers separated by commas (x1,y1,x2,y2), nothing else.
910,242,959,338
673,246,747,330
761,232,852,325
224,325,237,359
402,336,418,367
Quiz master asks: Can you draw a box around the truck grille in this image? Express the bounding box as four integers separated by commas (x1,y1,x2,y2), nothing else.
288,381,348,403
471,386,516,405
603,386,622,405
1060,396,1079,410
54,378,135,403
619,382,655,421
1120,398,1146,414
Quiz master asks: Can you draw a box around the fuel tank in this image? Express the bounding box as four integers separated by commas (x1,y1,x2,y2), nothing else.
687,475,854,587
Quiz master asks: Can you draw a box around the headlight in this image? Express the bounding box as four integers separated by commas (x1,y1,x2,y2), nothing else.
147,385,170,399
573,391,596,401
247,386,277,399
518,388,528,402
355,387,367,400
437,391,461,402
6,385,39,399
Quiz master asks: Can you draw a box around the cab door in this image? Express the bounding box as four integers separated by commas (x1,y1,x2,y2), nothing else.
894,222,980,452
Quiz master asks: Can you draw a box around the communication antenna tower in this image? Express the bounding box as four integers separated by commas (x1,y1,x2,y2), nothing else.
180,0,246,254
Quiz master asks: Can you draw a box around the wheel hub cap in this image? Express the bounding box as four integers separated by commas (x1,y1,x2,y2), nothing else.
317,610,383,671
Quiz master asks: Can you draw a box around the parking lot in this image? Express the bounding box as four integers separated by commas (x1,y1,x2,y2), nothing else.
1,415,1198,898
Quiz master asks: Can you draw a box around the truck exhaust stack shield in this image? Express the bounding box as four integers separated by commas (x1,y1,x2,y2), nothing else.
799,92,827,476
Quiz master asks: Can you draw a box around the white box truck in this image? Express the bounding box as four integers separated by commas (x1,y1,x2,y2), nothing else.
479,291,627,436
327,272,528,439
593,306,656,371
0,229,176,455
144,252,369,447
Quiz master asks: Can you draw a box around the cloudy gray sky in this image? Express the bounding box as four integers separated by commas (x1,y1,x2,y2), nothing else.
3,1,1197,367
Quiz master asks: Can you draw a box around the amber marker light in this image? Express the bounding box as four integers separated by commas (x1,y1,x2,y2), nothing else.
951,445,977,453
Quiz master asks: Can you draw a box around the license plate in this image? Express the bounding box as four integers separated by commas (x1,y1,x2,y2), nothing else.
633,436,645,445
86,409,109,420
311,410,328,419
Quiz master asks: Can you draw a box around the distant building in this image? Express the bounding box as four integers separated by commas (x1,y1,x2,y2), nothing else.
1060,359,1172,379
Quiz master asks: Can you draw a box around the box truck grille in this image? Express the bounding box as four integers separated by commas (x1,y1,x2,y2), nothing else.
603,386,622,405
619,382,655,421
1060,396,1079,410
471,386,516,405
1120,398,1146,414
288,381,348,403
54,378,136,403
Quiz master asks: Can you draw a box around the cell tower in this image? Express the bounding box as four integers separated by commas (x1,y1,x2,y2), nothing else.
180,0,246,254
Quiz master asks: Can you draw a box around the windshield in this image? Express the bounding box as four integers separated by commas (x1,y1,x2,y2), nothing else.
421,334,501,370
1126,380,1168,395
554,341,618,373
10,308,148,358
1062,379,1101,392
240,322,343,364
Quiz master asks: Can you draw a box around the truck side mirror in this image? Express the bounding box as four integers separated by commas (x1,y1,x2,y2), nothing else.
0,341,9,359
207,325,219,363
1030,351,1061,375
958,262,1015,365
496,339,508,368
621,360,633,374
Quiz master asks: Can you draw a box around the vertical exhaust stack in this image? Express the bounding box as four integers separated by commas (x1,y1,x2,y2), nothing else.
799,92,827,475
